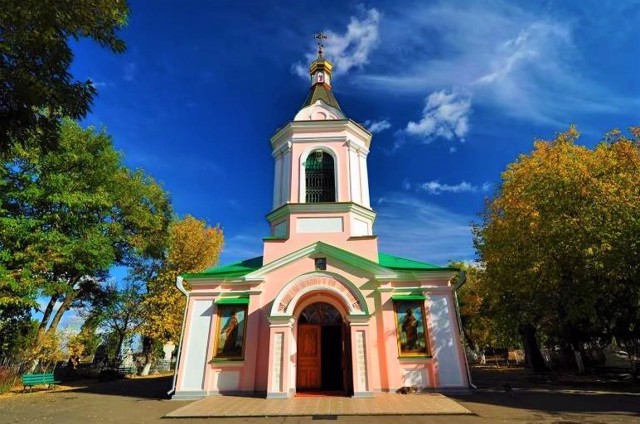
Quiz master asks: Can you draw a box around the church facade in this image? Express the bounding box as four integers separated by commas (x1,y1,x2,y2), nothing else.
171,51,470,400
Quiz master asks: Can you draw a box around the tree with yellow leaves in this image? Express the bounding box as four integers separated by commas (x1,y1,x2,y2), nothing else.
140,215,223,371
474,126,640,373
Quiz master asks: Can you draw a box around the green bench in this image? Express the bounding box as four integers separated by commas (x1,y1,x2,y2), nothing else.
21,372,60,392
117,366,136,377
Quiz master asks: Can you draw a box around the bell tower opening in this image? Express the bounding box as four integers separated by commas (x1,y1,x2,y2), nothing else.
296,302,352,394
305,150,335,203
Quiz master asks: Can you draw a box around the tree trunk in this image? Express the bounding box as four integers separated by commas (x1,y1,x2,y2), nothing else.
573,348,585,374
115,331,126,366
46,293,76,333
519,323,548,372
38,294,60,332
140,336,154,376
30,295,61,372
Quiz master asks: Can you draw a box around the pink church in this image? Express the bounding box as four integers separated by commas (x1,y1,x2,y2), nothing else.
171,51,470,400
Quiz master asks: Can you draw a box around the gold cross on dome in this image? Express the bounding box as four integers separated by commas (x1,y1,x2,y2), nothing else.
314,31,328,56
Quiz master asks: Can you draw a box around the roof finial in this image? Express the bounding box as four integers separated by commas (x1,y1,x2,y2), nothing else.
314,31,328,57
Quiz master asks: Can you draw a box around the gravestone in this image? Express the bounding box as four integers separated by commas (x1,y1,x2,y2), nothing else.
163,341,176,361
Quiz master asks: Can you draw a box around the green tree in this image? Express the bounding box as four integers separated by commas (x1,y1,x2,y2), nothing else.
98,281,145,365
0,0,129,152
474,126,640,372
0,305,37,358
0,119,172,340
452,262,511,354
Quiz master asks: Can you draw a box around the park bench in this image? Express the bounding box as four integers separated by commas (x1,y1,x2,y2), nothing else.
21,372,60,392
117,366,137,377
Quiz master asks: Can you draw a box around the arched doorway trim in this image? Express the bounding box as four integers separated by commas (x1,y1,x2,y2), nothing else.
270,271,368,317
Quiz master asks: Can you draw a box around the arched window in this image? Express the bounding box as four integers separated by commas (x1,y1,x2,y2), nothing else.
299,302,342,324
305,150,335,203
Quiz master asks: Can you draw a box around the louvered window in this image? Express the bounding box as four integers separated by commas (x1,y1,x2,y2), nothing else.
305,150,335,203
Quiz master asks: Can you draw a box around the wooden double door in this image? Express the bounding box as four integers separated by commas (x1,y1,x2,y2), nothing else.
296,303,352,394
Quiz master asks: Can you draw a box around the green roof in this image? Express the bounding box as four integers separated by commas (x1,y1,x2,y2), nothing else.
377,252,454,271
182,256,263,279
302,83,341,110
182,251,453,280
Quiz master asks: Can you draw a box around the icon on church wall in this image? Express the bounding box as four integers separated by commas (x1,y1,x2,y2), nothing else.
393,300,430,357
213,305,248,360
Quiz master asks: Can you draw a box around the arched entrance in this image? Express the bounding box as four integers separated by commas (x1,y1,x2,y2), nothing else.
296,302,352,395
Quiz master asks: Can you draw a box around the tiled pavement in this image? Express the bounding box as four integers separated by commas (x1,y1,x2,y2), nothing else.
165,393,473,418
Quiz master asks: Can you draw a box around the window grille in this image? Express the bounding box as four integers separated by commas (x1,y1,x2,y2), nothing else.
305,151,335,203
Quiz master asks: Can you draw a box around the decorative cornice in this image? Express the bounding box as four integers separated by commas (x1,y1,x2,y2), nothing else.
267,316,296,327
266,202,376,224
347,315,372,325
271,119,372,151
246,241,396,281
272,140,292,158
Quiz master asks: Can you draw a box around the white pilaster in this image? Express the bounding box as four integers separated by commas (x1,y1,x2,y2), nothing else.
349,147,361,204
179,300,214,393
280,145,292,205
271,332,284,392
359,152,371,208
429,294,465,387
273,154,283,208
355,330,368,391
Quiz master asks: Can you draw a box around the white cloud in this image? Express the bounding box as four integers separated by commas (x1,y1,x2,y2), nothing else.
375,193,475,264
88,78,110,89
405,180,492,195
364,119,391,133
293,8,381,78
356,2,637,128
418,181,475,195
405,90,471,141
474,22,568,87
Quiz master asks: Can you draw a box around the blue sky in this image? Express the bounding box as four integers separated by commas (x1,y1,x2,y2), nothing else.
71,0,639,268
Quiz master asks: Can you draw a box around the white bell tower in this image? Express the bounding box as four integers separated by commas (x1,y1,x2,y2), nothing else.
264,34,377,264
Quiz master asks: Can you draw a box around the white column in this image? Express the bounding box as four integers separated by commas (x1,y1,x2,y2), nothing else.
281,146,291,204
266,317,295,398
355,331,368,391
359,152,370,208
349,319,373,398
349,147,361,204
271,332,284,392
273,153,283,208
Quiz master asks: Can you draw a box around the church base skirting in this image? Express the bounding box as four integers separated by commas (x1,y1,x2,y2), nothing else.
172,390,260,400
174,390,378,400
266,392,290,399
171,390,207,400
352,391,374,398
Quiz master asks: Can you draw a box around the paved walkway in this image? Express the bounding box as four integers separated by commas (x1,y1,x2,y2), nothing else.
165,393,472,418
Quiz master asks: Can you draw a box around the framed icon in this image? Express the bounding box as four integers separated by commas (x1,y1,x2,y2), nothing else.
213,304,248,360
393,299,430,357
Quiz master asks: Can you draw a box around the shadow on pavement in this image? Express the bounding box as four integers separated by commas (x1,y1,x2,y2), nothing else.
453,365,640,418
452,389,640,417
69,375,173,400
